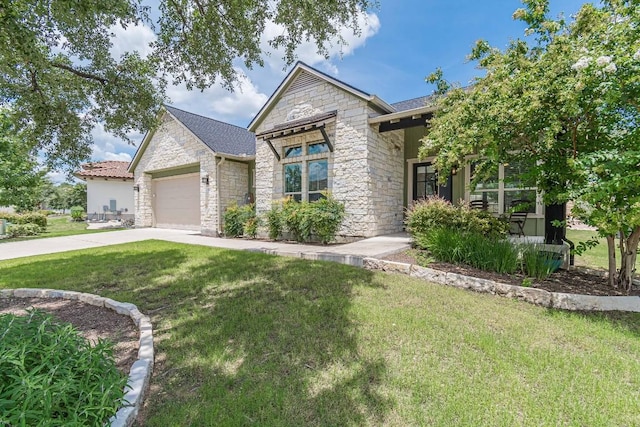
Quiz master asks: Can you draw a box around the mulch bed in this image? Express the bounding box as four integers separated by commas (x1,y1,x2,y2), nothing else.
383,251,640,297
0,297,139,375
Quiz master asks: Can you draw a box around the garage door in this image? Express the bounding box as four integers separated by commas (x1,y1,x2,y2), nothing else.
153,173,200,230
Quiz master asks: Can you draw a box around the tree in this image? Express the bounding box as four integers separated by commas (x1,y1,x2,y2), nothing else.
0,108,47,211
1,0,376,172
421,0,640,291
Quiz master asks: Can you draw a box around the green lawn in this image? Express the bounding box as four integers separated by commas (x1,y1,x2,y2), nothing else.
1,215,119,243
567,229,640,271
1,241,639,426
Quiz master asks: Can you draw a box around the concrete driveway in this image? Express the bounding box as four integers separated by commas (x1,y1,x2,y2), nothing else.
0,228,410,265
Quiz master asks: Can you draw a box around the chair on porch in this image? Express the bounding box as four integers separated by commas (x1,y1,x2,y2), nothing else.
470,199,488,211
508,199,530,237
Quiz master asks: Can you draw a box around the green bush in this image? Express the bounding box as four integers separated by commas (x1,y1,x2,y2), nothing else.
265,203,283,240
0,212,48,228
406,197,508,245
311,195,346,244
0,310,127,425
244,215,261,239
70,206,85,221
7,223,43,238
223,203,256,238
267,194,345,244
520,245,562,279
423,227,519,274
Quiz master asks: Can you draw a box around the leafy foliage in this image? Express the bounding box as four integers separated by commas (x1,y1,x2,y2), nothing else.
0,310,127,425
1,0,376,171
6,223,43,238
266,195,345,243
422,0,640,289
421,228,519,274
0,109,46,209
406,197,508,242
520,245,562,280
69,205,85,221
223,203,257,238
0,212,48,228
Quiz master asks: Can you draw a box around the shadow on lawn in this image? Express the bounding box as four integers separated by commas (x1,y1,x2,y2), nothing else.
544,308,640,339
149,250,394,426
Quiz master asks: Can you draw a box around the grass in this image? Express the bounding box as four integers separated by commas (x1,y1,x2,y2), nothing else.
0,241,639,426
1,215,119,243
567,229,640,271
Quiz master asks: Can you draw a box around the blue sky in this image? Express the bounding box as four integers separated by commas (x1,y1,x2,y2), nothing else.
76,0,589,180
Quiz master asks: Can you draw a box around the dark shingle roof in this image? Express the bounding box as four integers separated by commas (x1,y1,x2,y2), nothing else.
390,95,436,112
164,105,255,156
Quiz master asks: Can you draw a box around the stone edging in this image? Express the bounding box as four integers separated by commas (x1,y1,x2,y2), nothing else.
0,288,153,427
363,258,640,313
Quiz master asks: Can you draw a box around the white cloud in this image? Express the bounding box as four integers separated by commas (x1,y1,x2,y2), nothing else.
109,23,156,59
165,69,268,122
260,11,381,75
90,144,133,162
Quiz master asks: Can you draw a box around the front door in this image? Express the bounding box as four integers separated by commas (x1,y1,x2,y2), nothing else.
412,162,452,202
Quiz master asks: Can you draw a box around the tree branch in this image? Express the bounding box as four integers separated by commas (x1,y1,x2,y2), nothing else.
50,62,108,85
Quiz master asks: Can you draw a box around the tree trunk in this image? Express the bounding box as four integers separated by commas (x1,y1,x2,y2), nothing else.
618,226,640,293
606,235,617,288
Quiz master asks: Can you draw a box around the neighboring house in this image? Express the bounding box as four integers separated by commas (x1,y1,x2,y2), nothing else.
128,105,255,234
75,161,134,221
249,62,544,239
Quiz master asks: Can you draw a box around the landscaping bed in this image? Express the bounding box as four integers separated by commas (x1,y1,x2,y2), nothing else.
384,250,640,297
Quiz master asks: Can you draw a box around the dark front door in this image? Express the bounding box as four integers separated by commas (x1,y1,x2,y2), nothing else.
413,162,452,202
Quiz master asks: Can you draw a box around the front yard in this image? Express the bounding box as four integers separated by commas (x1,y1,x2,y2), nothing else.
0,215,120,243
0,241,639,426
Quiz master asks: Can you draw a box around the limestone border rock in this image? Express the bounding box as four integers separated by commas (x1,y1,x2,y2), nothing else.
363,258,640,312
0,288,153,427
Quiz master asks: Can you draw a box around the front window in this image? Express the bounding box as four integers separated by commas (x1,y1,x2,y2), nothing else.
467,160,540,215
282,140,330,202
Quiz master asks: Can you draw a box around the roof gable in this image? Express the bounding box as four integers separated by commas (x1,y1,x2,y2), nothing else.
129,105,255,172
248,61,395,132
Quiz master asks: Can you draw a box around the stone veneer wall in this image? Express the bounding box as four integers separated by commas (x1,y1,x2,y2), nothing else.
217,160,250,232
133,114,218,234
254,76,406,238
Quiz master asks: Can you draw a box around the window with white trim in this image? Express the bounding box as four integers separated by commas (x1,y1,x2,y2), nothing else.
466,160,542,216
283,141,330,202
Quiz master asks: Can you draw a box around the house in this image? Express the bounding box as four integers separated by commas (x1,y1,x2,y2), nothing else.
249,62,544,239
129,63,546,239
75,161,134,220
128,105,255,234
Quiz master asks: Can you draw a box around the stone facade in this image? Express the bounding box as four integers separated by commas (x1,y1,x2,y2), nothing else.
133,113,250,235
254,72,405,238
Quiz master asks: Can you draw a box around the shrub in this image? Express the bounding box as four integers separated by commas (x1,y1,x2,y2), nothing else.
70,206,85,221
0,212,47,228
0,310,127,425
406,197,508,247
222,203,256,237
311,194,345,244
267,195,345,243
423,227,519,274
265,203,283,240
520,245,563,279
7,223,43,238
244,215,261,239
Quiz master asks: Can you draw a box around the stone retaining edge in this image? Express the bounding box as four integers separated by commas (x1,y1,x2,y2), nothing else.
362,258,640,312
0,288,153,427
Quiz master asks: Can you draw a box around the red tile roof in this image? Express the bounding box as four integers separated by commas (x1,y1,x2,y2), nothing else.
75,161,133,180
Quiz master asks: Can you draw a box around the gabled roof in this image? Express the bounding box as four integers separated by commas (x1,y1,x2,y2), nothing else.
248,61,395,132
129,105,255,172
164,105,255,156
75,161,133,180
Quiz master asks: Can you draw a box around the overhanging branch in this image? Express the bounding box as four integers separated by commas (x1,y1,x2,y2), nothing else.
51,62,108,85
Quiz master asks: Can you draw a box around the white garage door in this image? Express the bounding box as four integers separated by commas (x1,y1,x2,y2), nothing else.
153,173,200,230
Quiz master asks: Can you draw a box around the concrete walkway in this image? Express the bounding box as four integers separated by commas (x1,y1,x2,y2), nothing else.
0,228,410,266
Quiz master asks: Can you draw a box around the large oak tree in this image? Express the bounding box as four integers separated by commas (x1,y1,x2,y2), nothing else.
0,0,376,171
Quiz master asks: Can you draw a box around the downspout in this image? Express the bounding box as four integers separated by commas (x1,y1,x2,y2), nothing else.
216,156,226,236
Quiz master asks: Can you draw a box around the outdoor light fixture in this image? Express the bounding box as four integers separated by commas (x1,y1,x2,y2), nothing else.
201,175,209,185
133,185,140,192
